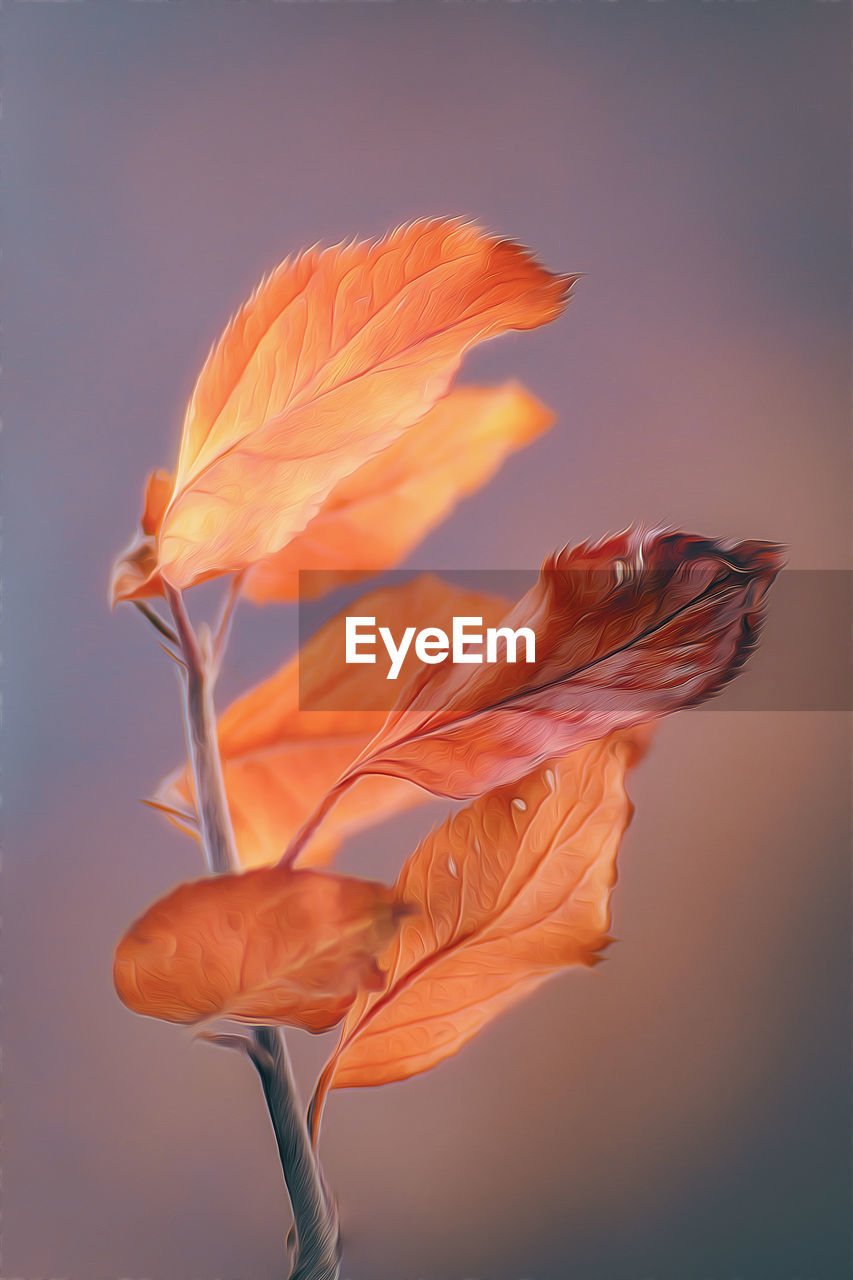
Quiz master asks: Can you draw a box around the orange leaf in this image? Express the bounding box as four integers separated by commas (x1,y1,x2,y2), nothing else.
242,382,554,604
311,730,646,1117
113,866,405,1032
157,575,509,869
108,469,173,606
320,529,783,810
140,468,174,536
147,219,572,591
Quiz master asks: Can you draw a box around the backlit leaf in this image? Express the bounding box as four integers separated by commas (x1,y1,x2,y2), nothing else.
242,382,554,603
112,219,573,596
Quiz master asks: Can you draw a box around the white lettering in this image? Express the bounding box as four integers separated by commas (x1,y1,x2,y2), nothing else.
345,617,377,664
379,625,416,681
415,627,450,664
485,626,536,664
344,615,537,676
452,616,484,663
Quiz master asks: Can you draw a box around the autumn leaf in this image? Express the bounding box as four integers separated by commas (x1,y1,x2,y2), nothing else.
309,730,646,1127
113,866,406,1033
157,575,509,869
291,529,782,841
242,382,554,604
108,469,173,606
110,219,574,601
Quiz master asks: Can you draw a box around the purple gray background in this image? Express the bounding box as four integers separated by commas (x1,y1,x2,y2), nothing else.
4,2,850,1278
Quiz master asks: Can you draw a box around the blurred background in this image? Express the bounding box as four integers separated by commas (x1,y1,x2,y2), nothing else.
4,2,850,1277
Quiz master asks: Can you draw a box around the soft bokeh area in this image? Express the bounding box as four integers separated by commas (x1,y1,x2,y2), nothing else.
5,2,849,1277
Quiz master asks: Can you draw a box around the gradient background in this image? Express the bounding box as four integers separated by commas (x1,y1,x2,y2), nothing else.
4,2,850,1278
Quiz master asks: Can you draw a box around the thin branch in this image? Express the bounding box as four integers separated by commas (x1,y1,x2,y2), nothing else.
156,639,186,667
133,599,180,648
278,775,356,870
306,1067,333,1150
140,796,200,830
164,580,340,1280
164,583,237,875
165,582,204,670
211,570,246,677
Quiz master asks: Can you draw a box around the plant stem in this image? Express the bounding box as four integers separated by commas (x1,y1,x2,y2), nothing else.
165,583,238,875
252,1028,341,1280
279,775,355,869
211,569,246,676
133,599,180,647
163,583,341,1280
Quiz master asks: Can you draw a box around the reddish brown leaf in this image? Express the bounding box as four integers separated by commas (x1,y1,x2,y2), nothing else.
242,382,554,603
113,866,406,1032
308,529,782,816
310,730,647,1122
